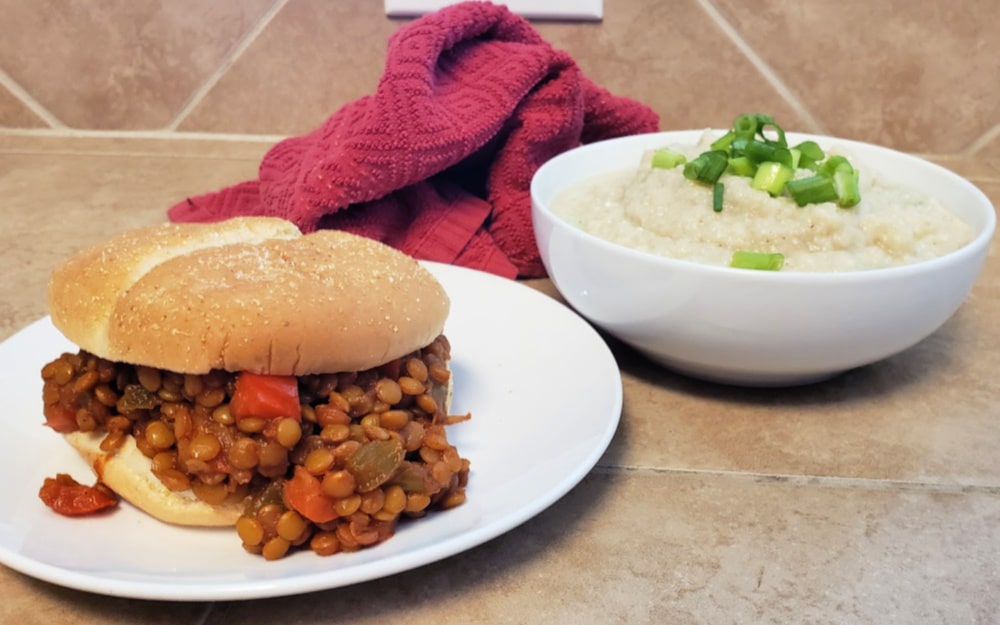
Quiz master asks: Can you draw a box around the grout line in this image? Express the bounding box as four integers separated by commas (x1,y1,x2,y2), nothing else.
0,126,286,143
164,0,292,131
0,67,68,129
192,602,216,625
7,128,991,181
963,121,1000,156
0,148,266,160
693,0,827,134
593,463,1000,495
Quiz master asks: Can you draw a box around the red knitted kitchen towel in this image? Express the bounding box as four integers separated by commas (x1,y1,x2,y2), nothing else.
168,1,659,278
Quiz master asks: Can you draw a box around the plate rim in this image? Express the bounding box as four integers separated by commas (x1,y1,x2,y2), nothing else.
0,262,623,601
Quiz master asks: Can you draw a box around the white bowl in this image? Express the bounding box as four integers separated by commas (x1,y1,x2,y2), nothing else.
531,131,996,386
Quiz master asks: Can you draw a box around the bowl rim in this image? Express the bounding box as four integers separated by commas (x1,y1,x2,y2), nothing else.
531,129,997,284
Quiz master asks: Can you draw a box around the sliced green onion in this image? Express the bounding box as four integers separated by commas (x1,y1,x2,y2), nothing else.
772,147,794,168
733,114,759,139
713,182,725,212
789,148,802,170
785,175,838,206
727,156,756,177
651,147,687,169
743,140,778,164
730,250,785,271
752,113,777,126
793,140,825,169
683,150,729,184
752,113,787,146
833,165,861,208
817,155,853,178
758,125,787,148
710,130,735,152
751,161,793,196
730,136,750,156
668,113,861,212
744,141,794,168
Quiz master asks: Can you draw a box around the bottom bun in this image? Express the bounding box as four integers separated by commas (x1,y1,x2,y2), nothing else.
63,431,245,527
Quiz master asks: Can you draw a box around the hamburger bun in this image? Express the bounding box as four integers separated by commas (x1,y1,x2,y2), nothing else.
64,431,244,526
48,217,450,374
46,217,455,528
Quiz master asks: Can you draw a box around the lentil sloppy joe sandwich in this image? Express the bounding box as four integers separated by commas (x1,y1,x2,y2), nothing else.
38,217,471,560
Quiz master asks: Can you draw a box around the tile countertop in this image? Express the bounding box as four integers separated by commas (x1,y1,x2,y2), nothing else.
1,134,998,625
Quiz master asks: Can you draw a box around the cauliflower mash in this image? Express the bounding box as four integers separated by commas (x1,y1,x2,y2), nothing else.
551,135,974,272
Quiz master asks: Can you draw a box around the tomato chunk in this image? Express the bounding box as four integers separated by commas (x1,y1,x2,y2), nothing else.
39,473,119,516
230,372,301,422
284,466,337,523
43,405,78,433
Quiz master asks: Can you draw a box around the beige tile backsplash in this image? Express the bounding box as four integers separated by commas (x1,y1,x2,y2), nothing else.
1,0,997,158
2,3,999,621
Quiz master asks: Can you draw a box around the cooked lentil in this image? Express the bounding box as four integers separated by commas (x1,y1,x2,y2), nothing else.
40,334,471,559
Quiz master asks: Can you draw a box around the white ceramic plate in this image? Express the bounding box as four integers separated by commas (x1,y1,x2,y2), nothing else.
0,262,621,601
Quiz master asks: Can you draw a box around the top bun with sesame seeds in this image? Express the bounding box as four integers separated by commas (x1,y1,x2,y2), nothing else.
47,217,451,375
39,218,464,535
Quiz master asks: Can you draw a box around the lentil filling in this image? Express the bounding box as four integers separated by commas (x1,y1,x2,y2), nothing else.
40,335,470,560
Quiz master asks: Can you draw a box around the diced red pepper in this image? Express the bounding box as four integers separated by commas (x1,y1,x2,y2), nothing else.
39,473,119,516
284,466,337,523
230,372,301,422
43,405,78,433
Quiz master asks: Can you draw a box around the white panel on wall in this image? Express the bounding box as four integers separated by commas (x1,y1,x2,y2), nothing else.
385,0,603,21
